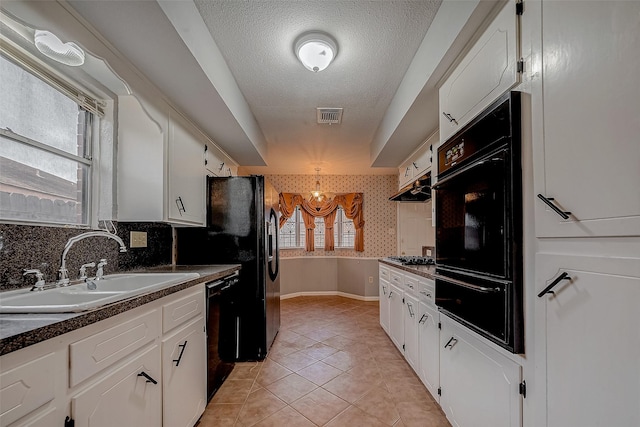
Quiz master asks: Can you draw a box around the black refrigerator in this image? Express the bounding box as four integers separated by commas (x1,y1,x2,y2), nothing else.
176,176,281,361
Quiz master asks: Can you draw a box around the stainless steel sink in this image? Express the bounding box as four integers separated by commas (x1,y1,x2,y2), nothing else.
0,272,199,313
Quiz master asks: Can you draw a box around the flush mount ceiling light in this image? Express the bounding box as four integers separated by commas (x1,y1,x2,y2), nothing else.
34,30,85,67
294,32,337,72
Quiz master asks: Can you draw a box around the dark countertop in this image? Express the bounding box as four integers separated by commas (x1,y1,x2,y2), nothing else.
0,264,240,356
378,258,436,280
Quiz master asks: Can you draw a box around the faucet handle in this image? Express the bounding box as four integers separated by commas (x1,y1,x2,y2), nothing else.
79,262,96,281
96,259,107,279
24,269,45,291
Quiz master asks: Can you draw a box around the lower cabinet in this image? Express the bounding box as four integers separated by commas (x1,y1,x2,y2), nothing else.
439,316,521,427
162,317,207,427
403,293,419,371
538,253,640,427
388,282,404,353
72,345,162,427
379,279,390,333
417,301,440,402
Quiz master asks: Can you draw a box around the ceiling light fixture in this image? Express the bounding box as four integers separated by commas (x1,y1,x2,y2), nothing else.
310,168,333,202
34,30,85,67
294,32,337,73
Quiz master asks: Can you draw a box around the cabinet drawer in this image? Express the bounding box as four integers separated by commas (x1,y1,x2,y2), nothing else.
0,353,56,426
389,270,404,287
404,275,419,293
379,265,390,282
418,278,435,304
162,288,204,334
69,309,160,387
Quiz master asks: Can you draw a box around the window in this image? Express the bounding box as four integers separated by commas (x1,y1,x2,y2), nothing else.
279,205,354,250
0,51,99,226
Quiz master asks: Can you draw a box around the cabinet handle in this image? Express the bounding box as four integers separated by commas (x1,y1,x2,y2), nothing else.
138,371,158,384
218,162,225,171
444,337,458,350
537,194,571,219
537,272,571,298
442,112,459,125
419,314,428,324
176,196,186,214
407,302,414,317
419,291,432,298
381,285,387,296
388,291,393,299
405,167,411,177
227,167,232,176
173,341,188,366
413,162,418,170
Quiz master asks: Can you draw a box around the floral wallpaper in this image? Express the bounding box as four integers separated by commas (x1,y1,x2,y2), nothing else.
265,174,398,258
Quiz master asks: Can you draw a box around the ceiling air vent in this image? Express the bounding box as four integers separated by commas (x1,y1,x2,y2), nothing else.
316,108,343,125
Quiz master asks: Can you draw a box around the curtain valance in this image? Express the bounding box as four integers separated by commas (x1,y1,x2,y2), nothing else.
279,192,364,252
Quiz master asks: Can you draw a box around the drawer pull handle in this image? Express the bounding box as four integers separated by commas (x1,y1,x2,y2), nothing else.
419,291,432,298
173,340,188,366
537,272,571,298
419,314,428,324
407,303,414,317
388,291,393,299
381,285,387,296
537,194,571,219
138,371,158,384
442,112,459,125
176,196,186,214
444,337,458,350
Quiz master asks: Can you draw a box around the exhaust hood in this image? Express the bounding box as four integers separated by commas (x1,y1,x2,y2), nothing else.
389,172,432,202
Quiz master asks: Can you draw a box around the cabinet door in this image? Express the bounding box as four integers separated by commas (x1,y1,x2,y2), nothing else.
411,143,433,178
162,317,207,427
538,253,640,427
418,301,440,402
388,282,404,353
379,279,390,334
534,1,640,237
440,316,521,427
168,111,205,225
403,293,419,371
439,0,519,142
72,345,161,427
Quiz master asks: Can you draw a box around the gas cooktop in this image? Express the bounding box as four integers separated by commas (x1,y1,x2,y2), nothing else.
385,256,435,266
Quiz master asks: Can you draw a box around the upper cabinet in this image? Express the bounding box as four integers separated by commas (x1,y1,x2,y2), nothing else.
398,131,438,190
117,95,205,226
439,0,521,143
167,110,206,225
533,0,640,237
205,142,237,178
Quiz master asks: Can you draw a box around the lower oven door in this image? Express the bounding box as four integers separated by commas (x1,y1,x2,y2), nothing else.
435,271,512,350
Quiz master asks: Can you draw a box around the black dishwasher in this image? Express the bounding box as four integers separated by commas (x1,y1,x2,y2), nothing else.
206,272,239,401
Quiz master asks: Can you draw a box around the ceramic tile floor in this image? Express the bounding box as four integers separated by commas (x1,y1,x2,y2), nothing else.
197,296,451,427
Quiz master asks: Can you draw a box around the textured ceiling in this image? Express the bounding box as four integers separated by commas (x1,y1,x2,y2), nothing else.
194,0,442,175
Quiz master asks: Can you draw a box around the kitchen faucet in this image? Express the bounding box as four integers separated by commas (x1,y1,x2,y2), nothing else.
58,231,127,286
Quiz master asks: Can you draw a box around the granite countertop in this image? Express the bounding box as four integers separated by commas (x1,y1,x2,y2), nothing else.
0,264,240,356
378,258,436,280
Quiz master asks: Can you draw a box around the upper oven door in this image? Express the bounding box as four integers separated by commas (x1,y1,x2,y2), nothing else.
435,146,511,279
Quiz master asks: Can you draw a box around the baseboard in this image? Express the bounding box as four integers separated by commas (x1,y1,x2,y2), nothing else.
281,291,379,302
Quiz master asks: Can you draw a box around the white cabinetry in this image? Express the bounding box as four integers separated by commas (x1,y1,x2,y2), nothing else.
379,266,390,334
398,132,437,190
0,284,207,427
417,301,439,402
533,0,640,237
168,110,206,225
205,142,237,178
439,0,520,143
162,317,206,427
538,253,640,427
71,345,162,427
388,281,404,353
440,316,522,427
117,95,207,226
402,292,419,371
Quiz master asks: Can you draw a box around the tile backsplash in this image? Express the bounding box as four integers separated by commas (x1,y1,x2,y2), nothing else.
0,222,172,291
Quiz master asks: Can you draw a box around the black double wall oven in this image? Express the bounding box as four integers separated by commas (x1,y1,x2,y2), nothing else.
434,91,523,353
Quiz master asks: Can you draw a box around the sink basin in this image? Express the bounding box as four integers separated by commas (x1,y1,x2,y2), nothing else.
0,272,199,313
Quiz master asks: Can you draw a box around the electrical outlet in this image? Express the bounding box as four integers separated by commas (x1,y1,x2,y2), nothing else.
426,249,432,257
368,276,374,283
130,231,147,248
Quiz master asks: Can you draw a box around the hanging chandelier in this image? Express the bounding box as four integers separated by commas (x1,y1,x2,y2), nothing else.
309,168,333,202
